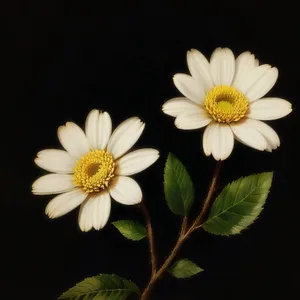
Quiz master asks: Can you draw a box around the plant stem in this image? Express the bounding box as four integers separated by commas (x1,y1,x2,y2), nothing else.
140,161,222,300
184,160,222,236
140,202,157,276
141,216,188,300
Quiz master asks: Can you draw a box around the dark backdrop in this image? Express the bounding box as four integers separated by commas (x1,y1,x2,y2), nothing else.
3,1,299,299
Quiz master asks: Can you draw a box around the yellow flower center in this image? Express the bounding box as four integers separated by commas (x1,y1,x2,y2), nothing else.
73,150,115,193
204,86,249,123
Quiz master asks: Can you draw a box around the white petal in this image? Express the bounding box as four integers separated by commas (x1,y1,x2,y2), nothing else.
202,122,218,156
232,51,256,88
175,107,212,130
109,176,142,205
162,97,199,117
85,109,99,149
247,98,292,120
32,174,75,195
117,149,159,176
98,111,112,150
237,65,270,93
187,49,214,92
58,122,89,158
34,149,75,173
236,65,278,102
211,123,234,161
210,47,235,86
243,119,280,151
173,74,205,104
107,117,145,159
45,189,86,219
246,68,278,102
78,192,111,232
230,119,267,151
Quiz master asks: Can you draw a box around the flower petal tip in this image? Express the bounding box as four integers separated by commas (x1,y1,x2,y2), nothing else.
45,210,54,219
80,227,91,233
132,117,145,128
100,111,109,117
33,157,39,165
173,74,181,81
90,108,99,114
65,122,73,127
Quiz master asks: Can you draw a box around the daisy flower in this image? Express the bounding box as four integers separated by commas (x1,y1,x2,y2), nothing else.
162,47,292,160
32,110,159,231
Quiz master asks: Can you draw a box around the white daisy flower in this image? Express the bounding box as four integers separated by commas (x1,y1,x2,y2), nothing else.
162,47,292,160
32,110,159,232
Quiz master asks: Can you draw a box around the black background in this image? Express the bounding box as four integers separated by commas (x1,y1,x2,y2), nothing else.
3,1,299,299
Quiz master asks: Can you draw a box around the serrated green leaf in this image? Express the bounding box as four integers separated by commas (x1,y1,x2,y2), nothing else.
112,220,147,241
168,259,204,279
164,153,194,216
202,172,273,236
58,273,140,300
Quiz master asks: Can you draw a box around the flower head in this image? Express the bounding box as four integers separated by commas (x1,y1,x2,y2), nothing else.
32,110,159,231
162,47,292,160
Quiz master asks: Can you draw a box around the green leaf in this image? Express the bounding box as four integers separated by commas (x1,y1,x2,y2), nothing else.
58,273,140,300
168,259,204,279
164,153,194,216
112,220,147,241
203,172,273,236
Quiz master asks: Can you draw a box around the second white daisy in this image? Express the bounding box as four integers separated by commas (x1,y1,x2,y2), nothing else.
32,110,159,231
162,47,292,160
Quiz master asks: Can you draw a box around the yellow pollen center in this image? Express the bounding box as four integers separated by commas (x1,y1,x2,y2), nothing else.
73,150,115,193
204,86,249,123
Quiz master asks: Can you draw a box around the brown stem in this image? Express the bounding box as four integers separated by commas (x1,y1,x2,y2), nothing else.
154,216,188,278
141,217,188,300
140,161,222,300
184,160,222,236
140,202,157,276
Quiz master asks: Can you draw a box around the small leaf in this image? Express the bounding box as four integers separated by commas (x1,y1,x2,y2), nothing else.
164,153,194,216
58,273,140,300
112,220,147,241
168,259,204,279
203,172,273,236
